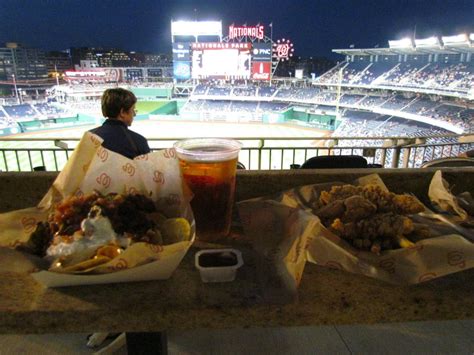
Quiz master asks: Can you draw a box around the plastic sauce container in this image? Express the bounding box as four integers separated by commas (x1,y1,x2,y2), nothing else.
195,249,243,283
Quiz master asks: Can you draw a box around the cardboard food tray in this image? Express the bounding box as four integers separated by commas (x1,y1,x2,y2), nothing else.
238,174,474,285
32,240,193,287
0,132,195,287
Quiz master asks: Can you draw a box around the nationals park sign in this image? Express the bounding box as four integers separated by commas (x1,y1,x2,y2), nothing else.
228,25,265,40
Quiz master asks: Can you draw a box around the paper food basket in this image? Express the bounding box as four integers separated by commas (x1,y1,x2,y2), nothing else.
0,132,195,287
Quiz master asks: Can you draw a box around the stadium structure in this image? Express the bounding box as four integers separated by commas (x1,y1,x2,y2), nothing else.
0,21,473,172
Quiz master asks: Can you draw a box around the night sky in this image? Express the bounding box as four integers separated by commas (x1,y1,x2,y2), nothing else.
0,0,473,59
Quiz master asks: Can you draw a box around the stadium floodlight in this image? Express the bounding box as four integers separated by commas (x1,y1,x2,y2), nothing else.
441,33,469,45
470,33,474,41
171,20,222,37
414,36,441,47
388,38,413,49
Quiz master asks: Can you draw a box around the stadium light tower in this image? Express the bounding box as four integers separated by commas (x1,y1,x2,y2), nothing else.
11,74,19,104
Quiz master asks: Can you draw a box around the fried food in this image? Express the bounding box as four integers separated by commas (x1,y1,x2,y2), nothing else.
60,255,111,273
315,183,427,254
330,213,414,240
22,191,192,265
319,184,424,215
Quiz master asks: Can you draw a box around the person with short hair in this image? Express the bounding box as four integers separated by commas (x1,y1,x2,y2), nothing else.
90,88,150,159
459,149,474,158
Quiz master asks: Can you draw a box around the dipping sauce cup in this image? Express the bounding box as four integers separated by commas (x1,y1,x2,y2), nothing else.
174,138,242,241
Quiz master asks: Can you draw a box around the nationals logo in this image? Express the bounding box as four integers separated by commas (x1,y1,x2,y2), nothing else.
148,244,164,253
418,272,437,283
96,172,111,188
21,217,37,233
135,154,149,161
273,38,294,61
163,148,177,159
379,258,396,274
153,170,165,184
108,258,128,271
447,251,465,269
96,147,109,162
89,134,102,147
122,163,136,177
127,186,138,195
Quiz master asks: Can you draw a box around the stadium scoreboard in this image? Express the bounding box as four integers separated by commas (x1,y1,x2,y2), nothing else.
171,21,274,81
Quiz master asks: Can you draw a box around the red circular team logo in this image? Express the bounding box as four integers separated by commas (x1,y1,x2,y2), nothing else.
447,251,465,269
273,38,294,61
97,147,108,162
163,148,177,159
90,134,101,147
122,163,136,177
21,217,37,233
419,272,437,283
153,170,165,184
128,186,138,195
112,258,128,271
135,154,149,161
379,258,396,274
148,244,164,253
96,172,111,188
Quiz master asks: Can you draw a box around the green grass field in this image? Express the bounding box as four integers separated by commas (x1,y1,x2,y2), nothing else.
136,101,168,114
0,119,329,171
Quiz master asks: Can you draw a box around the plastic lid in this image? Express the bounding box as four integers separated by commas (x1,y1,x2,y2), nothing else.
173,138,242,162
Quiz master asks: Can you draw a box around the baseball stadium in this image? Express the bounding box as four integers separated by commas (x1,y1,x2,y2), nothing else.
0,21,473,172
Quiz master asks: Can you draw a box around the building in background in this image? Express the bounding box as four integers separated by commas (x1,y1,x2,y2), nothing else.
45,50,73,77
70,47,132,67
0,42,48,81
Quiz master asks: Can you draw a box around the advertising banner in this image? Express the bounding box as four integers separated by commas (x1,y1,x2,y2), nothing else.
252,43,272,62
172,42,191,61
173,61,191,80
251,62,271,80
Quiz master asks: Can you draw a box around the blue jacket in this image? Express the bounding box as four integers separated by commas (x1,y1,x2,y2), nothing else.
90,119,150,159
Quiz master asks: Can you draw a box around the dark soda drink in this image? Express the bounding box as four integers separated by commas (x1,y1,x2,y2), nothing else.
174,139,241,241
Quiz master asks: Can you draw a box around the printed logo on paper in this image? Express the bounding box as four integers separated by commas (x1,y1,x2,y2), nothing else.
447,251,465,269
90,134,102,147
163,148,177,159
127,186,138,195
135,154,149,161
111,258,128,271
96,147,109,162
21,217,37,233
379,258,396,274
153,170,165,184
418,272,437,283
122,163,136,177
148,244,164,253
96,172,111,188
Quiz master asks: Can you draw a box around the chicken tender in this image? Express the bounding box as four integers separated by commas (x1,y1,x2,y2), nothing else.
320,184,424,215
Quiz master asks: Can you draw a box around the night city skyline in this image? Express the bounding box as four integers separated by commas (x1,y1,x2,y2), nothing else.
1,0,473,58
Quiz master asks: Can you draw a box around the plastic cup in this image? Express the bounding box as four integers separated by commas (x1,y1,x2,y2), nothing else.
173,138,242,242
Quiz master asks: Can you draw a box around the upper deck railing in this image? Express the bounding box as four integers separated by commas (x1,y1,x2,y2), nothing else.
1,135,473,172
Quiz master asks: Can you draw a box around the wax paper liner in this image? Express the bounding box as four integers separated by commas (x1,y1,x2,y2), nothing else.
0,132,195,287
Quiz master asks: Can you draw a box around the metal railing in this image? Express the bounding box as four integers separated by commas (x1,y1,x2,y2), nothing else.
0,136,473,172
